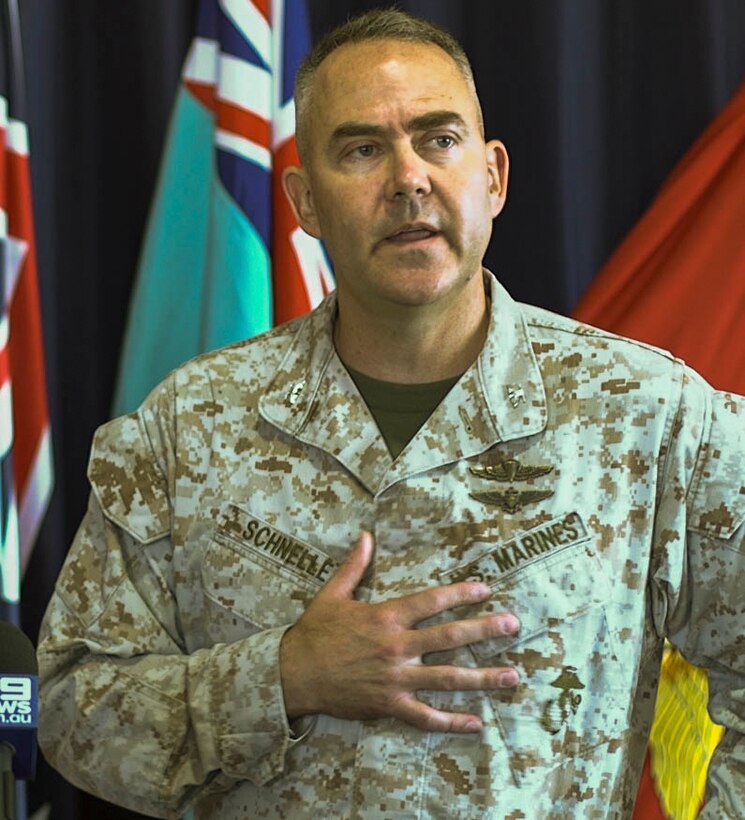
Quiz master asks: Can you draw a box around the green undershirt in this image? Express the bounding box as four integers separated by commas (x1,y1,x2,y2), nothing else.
346,365,462,459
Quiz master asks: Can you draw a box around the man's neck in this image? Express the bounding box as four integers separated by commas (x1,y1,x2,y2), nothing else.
334,278,490,384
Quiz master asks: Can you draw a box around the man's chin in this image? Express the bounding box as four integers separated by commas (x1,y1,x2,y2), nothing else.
377,239,447,265
374,272,471,309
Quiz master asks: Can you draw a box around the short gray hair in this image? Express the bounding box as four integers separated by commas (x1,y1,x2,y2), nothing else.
294,8,482,163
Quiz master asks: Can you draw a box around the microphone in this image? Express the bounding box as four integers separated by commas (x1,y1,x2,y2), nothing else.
0,621,38,820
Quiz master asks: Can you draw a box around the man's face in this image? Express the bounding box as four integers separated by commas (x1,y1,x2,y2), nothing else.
285,40,508,314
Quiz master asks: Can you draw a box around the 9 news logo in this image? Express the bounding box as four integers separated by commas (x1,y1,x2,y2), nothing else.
0,675,38,726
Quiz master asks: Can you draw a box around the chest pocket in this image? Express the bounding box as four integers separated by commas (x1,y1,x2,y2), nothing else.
443,512,628,787
687,390,745,542
200,504,337,643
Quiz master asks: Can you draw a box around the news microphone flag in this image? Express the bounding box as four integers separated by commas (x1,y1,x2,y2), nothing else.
112,0,333,417
0,0,53,606
575,81,745,820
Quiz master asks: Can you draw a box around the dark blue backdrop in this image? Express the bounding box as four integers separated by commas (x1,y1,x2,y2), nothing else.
15,1,745,816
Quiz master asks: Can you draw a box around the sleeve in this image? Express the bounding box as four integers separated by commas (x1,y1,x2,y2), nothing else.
37,379,308,818
649,371,745,818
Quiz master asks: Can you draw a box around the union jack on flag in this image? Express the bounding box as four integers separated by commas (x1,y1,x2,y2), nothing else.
185,0,334,323
0,0,53,606
113,0,333,416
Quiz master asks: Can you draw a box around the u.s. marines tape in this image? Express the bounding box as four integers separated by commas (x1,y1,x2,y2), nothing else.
442,512,588,587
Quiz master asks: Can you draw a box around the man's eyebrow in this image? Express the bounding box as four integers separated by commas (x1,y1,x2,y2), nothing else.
407,110,468,133
329,110,469,144
330,122,388,143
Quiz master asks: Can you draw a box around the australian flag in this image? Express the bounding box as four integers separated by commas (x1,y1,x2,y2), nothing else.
113,0,332,416
0,0,53,612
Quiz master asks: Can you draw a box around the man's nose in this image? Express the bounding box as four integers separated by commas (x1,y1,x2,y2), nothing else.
384,145,432,200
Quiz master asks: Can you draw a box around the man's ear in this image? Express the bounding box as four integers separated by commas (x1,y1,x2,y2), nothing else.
485,139,509,219
282,166,322,238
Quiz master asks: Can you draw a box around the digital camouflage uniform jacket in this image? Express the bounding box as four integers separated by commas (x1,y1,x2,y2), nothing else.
39,274,745,819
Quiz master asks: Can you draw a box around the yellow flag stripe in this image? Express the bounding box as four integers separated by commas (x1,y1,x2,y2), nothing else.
649,646,725,820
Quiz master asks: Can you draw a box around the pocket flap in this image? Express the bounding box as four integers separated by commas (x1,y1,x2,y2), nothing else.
688,392,745,541
88,414,171,544
201,505,338,632
441,512,608,658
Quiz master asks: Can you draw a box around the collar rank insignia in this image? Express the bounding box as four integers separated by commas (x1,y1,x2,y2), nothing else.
470,458,554,513
507,385,526,407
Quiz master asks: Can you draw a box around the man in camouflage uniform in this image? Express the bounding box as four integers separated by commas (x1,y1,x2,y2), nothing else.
38,9,745,819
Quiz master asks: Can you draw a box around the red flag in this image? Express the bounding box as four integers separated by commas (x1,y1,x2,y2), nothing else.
574,81,745,819
574,82,745,389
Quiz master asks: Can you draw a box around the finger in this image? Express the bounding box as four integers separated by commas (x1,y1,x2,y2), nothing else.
321,530,374,599
386,581,493,627
391,694,484,733
410,612,520,655
405,663,520,692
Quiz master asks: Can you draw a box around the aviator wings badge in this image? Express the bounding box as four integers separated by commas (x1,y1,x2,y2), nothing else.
470,458,553,483
470,458,554,512
471,488,554,514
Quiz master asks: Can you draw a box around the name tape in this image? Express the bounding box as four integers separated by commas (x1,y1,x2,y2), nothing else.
219,510,337,586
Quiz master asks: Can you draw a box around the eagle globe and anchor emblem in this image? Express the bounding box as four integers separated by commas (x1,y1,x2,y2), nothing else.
540,666,586,735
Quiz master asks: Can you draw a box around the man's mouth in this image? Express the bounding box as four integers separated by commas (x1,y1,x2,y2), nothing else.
385,224,440,243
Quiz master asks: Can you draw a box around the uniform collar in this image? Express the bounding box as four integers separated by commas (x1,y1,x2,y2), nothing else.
259,270,547,495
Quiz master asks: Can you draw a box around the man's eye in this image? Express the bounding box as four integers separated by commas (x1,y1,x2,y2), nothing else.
351,144,376,158
431,135,456,149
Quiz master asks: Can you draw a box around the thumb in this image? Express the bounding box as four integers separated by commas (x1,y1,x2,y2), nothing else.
322,531,374,600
